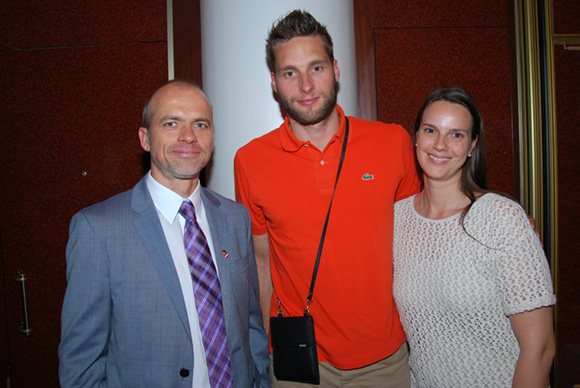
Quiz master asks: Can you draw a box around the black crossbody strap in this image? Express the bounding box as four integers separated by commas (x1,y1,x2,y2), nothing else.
304,117,349,315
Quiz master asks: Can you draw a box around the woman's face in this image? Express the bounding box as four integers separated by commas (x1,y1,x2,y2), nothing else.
415,101,477,185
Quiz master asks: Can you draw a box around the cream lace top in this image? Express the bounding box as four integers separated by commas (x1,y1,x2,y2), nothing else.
393,193,556,387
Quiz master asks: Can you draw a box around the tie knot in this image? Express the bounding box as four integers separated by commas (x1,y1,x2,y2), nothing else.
179,200,196,221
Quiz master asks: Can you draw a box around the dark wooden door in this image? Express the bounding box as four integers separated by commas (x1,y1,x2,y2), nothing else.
0,2,167,386
354,0,518,196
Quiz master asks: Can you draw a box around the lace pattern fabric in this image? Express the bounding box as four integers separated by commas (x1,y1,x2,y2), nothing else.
393,193,556,387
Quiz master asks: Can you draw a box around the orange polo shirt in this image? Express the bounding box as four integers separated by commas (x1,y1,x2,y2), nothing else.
234,106,421,369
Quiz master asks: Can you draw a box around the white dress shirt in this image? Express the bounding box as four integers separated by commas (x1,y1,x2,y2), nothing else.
146,172,217,388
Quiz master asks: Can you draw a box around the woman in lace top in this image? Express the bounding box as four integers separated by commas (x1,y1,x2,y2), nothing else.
393,87,556,387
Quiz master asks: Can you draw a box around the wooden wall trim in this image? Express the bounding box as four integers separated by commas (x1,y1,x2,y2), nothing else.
172,0,202,86
353,0,377,121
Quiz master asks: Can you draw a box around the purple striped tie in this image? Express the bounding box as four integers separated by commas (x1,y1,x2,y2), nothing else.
179,200,233,388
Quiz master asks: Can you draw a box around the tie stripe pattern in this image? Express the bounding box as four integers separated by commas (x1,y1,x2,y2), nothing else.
179,200,233,388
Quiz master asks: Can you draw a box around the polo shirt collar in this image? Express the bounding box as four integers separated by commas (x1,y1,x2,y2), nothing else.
279,105,348,152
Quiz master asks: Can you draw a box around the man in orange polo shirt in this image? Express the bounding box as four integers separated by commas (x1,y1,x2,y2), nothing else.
234,10,420,387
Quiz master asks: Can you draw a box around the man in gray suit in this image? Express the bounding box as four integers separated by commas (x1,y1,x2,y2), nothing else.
59,79,270,388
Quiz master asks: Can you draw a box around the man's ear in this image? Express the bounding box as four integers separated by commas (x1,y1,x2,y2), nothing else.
333,59,340,82
271,72,278,94
138,127,150,152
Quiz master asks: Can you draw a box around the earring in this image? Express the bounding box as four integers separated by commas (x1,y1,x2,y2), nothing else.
467,153,472,158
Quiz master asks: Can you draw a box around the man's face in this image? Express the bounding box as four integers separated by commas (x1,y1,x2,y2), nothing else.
271,35,340,126
139,83,214,192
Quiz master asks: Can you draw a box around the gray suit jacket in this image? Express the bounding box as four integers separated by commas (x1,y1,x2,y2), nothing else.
59,177,270,387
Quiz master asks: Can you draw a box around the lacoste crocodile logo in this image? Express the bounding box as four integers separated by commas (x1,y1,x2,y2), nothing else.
362,173,375,181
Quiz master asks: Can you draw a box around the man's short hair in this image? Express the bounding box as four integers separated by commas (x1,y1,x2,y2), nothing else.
265,10,334,74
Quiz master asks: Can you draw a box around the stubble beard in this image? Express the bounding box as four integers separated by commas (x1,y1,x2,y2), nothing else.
279,83,338,126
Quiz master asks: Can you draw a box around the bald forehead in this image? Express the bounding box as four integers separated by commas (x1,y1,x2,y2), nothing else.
141,80,213,129
153,82,212,109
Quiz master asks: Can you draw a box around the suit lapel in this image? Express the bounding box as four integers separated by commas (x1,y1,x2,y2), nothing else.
201,189,234,329
131,178,192,340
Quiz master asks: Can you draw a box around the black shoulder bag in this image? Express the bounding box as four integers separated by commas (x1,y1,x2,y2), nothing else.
269,118,349,385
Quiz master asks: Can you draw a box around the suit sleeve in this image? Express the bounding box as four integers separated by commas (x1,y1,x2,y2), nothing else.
59,212,111,388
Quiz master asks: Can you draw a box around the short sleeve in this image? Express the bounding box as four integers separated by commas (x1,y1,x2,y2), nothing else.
234,150,268,235
394,126,421,202
477,195,556,315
